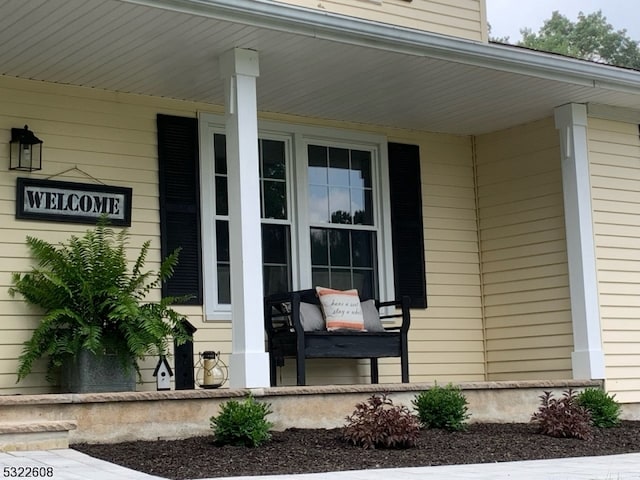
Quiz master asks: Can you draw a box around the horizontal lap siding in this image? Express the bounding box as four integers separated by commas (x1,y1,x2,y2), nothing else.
397,132,486,383
0,75,217,394
589,117,640,403
475,118,573,381
1,76,485,390
272,360,372,386
276,0,486,41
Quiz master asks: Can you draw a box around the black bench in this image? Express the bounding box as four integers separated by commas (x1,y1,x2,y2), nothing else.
264,289,411,386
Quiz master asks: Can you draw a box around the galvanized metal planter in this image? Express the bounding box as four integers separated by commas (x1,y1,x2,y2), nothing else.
60,351,136,393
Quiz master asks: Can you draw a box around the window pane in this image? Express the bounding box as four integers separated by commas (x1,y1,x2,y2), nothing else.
214,134,227,175
310,228,377,297
308,145,328,185
350,150,371,188
217,265,231,304
350,189,364,224
263,180,287,219
310,228,328,266
351,231,373,268
308,144,375,229
216,220,231,304
262,224,289,264
215,176,228,216
216,220,229,262
211,134,292,306
328,147,349,187
262,224,291,297
329,229,350,267
263,266,290,297
330,211,352,224
352,189,373,225
261,139,286,180
353,269,375,299
329,187,351,224
364,190,373,225
309,185,329,223
312,267,330,288
331,269,353,291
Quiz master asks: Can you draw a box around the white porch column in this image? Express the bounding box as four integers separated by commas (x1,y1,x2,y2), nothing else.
554,103,605,380
219,48,270,388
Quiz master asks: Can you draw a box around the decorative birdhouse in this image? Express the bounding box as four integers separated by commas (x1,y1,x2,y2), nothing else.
153,356,173,391
174,319,197,390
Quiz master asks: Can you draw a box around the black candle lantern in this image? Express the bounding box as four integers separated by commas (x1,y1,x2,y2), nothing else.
10,125,43,172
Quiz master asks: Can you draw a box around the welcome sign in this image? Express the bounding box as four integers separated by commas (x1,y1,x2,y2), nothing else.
16,178,132,226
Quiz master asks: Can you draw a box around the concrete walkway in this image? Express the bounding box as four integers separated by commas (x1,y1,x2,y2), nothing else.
1,449,640,480
0,449,164,480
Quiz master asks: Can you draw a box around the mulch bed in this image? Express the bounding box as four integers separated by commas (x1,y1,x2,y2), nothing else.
73,422,640,479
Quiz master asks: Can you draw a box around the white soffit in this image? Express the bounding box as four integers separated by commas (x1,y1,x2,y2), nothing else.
587,104,640,124
0,0,639,135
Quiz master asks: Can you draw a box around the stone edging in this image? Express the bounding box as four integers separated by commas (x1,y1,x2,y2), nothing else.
0,421,77,434
0,379,601,406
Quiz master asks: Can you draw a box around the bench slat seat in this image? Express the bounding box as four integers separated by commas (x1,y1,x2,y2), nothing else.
264,289,411,386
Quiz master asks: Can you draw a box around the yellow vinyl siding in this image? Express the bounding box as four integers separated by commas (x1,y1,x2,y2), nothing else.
406,132,486,383
0,75,487,391
0,75,217,394
475,118,573,381
588,116,640,403
275,0,486,42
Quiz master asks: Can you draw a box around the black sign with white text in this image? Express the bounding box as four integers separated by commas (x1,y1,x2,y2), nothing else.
16,177,132,226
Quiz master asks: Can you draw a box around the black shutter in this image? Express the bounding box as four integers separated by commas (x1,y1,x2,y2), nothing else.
388,142,427,308
157,114,202,304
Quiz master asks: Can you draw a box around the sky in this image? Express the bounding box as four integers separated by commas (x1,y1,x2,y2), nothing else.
486,0,640,43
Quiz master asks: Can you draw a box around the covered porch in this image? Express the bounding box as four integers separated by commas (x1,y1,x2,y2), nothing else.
2,0,640,398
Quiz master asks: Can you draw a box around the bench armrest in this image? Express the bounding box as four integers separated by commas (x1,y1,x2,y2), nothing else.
378,296,411,333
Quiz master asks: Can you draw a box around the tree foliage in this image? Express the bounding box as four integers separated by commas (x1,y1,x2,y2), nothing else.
517,10,640,69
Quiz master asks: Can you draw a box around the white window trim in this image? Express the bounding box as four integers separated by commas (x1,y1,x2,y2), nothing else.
198,112,394,320
198,113,230,320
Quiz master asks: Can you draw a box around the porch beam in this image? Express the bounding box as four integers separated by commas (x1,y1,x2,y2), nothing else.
219,47,270,388
554,103,605,380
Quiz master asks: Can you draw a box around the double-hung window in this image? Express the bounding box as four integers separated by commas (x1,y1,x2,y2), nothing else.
306,143,377,299
199,114,393,319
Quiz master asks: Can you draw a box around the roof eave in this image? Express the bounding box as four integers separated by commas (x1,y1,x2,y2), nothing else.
124,0,640,94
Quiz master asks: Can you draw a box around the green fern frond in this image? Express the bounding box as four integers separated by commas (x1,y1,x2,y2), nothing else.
10,217,192,383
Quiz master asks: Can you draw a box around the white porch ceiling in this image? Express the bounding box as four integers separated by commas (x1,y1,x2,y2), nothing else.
1,0,640,135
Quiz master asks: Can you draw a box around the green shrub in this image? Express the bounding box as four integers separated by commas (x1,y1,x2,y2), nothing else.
343,393,420,449
576,387,621,428
412,383,470,431
530,389,592,440
210,395,273,447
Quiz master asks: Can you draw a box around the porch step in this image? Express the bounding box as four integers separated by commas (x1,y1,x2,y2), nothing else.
0,421,77,451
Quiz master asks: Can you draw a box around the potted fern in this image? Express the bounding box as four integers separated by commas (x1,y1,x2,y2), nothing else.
9,219,192,393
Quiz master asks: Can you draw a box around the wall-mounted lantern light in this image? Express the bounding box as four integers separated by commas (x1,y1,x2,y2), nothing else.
10,125,43,172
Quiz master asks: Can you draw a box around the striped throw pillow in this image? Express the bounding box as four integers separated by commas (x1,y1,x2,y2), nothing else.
315,287,365,331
